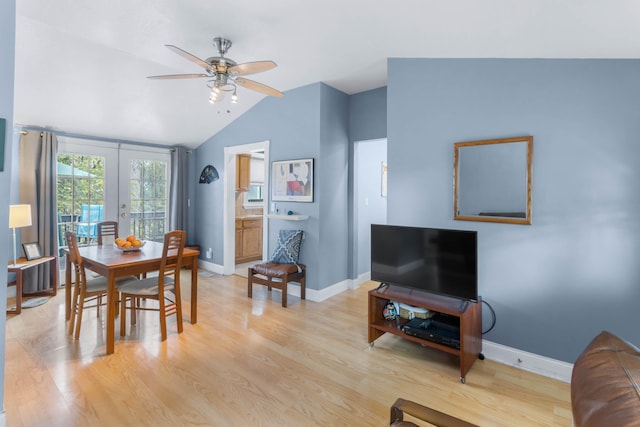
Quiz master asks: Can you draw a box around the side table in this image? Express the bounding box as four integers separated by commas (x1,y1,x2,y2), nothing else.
7,256,58,314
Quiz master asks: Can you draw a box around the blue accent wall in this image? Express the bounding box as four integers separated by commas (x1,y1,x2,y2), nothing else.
387,58,640,362
195,83,350,291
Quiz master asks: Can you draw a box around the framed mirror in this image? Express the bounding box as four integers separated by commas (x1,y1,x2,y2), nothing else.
454,136,533,225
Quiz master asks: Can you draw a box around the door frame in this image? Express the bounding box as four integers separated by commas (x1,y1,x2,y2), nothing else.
223,140,270,275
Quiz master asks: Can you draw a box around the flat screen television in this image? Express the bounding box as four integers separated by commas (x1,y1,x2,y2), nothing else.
371,224,478,302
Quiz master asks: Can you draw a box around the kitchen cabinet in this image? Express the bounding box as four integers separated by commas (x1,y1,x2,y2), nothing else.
235,218,263,263
236,154,251,192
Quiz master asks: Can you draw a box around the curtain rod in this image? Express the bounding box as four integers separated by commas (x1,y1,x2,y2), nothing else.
18,126,191,151
20,130,43,136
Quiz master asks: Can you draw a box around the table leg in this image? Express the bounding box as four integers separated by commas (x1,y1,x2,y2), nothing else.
50,257,58,296
191,255,198,324
15,270,23,314
65,257,71,320
106,275,116,355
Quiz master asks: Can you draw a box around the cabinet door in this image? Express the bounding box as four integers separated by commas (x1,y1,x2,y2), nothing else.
236,154,251,192
242,219,262,258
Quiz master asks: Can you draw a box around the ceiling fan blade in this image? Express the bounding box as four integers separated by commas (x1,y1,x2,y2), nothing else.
229,60,277,76
235,77,284,98
147,73,209,79
165,44,212,70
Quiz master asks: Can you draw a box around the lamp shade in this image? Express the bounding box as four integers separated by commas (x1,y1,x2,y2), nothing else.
9,204,32,228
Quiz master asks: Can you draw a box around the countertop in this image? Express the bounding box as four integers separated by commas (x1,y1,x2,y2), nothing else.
236,215,264,220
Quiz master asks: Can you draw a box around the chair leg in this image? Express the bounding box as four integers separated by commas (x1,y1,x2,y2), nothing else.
74,291,86,339
281,275,288,308
247,269,253,298
174,284,183,334
120,294,127,337
158,294,167,341
68,286,79,336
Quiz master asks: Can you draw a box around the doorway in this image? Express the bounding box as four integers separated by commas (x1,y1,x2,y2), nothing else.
223,141,270,276
354,138,387,282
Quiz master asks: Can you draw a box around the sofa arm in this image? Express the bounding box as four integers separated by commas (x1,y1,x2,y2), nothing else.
571,331,640,427
390,398,479,427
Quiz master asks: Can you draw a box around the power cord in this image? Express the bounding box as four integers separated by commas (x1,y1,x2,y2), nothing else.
482,299,496,335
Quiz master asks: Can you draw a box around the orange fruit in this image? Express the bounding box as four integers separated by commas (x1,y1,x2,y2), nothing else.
132,239,142,248
126,235,136,242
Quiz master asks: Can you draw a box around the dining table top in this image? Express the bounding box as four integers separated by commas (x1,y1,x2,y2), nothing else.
76,241,199,269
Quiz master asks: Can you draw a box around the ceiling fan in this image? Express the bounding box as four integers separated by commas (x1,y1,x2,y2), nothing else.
148,37,284,104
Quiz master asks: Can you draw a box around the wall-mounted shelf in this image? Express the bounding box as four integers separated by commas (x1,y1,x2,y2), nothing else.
267,214,309,221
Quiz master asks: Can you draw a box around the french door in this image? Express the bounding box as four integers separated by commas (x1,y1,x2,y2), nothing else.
118,148,171,241
57,138,171,251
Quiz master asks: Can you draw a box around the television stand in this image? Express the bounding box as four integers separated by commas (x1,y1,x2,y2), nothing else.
368,285,482,383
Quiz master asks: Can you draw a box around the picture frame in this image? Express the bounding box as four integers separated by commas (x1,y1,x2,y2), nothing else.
22,242,43,261
271,158,314,202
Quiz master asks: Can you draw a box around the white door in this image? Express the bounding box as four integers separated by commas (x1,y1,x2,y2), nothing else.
118,147,171,241
57,139,170,282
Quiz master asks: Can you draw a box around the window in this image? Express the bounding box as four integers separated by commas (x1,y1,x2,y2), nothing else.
243,184,264,208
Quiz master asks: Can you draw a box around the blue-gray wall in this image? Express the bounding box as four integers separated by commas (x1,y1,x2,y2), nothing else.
387,58,640,362
348,87,387,278
195,83,349,291
1,0,16,415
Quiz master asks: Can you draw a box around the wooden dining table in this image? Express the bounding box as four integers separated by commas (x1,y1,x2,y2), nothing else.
65,241,200,354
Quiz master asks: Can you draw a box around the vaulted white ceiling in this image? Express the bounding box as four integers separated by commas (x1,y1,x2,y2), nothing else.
14,0,640,148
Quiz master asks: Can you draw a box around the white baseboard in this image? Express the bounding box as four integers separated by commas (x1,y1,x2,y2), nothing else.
197,259,223,275
482,340,573,383
199,266,572,383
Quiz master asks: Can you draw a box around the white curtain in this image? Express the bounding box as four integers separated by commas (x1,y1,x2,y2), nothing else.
19,131,58,293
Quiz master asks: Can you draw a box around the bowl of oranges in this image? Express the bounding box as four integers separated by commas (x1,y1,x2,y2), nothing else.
114,235,145,252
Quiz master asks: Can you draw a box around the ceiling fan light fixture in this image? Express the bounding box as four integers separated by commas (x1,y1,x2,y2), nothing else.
149,37,284,103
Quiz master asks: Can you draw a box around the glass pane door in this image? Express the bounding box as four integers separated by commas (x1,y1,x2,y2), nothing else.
57,139,119,253
118,149,171,242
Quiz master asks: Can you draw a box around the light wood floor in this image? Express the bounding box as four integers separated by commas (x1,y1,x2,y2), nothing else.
5,271,572,426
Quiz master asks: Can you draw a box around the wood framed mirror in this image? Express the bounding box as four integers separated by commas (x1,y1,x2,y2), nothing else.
454,136,533,225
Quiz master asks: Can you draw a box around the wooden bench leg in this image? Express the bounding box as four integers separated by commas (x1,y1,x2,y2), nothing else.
247,268,253,298
281,275,288,308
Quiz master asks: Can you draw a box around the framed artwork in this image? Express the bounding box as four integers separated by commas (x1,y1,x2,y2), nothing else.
271,158,314,202
22,242,43,261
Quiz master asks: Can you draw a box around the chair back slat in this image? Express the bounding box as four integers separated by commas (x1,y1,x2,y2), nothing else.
97,221,118,245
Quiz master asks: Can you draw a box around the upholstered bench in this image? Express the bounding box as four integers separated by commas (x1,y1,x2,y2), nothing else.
248,262,306,307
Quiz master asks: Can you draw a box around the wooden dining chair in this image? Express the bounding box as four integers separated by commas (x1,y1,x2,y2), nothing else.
97,221,118,245
118,230,186,341
66,230,109,338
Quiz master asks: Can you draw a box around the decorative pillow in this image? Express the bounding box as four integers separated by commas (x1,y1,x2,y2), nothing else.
270,230,303,264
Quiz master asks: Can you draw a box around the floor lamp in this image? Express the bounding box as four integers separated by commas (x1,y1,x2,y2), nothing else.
9,204,32,267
